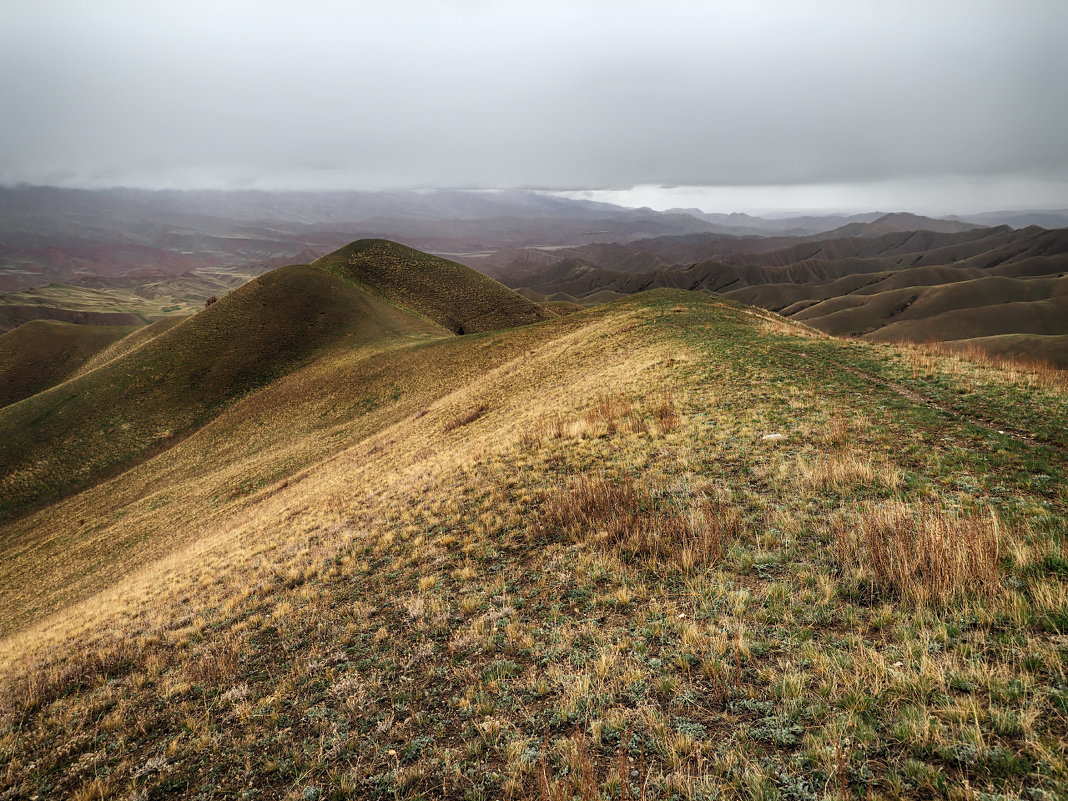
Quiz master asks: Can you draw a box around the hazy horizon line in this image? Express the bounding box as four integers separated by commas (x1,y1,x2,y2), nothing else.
2,180,1066,220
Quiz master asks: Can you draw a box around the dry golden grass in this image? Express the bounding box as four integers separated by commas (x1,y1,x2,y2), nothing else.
0,298,678,658
0,289,1065,799
834,501,1009,606
541,474,741,571
901,339,1068,392
789,450,902,491
443,402,490,432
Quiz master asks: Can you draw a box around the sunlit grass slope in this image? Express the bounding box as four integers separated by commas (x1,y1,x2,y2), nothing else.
0,263,445,519
0,319,138,408
1,282,1066,798
316,239,552,333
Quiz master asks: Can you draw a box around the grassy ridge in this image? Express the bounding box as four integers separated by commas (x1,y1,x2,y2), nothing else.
0,320,139,408
0,287,1066,799
0,263,443,519
0,306,576,637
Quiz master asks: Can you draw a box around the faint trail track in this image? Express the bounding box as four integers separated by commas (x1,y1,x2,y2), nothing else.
789,346,1066,454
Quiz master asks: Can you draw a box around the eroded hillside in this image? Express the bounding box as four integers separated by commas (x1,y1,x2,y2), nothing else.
476,222,1068,367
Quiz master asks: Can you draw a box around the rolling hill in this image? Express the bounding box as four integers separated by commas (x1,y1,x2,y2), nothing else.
481,222,1068,366
0,319,139,408
314,239,552,334
0,242,1066,800
0,239,549,520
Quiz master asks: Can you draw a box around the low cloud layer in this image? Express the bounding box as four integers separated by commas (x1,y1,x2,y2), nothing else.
1,1,1065,210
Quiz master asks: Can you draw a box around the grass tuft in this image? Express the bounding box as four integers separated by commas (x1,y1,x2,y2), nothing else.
444,402,490,432
542,474,740,570
835,501,1009,606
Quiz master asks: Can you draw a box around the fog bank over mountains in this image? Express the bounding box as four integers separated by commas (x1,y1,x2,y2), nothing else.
2,2,1066,198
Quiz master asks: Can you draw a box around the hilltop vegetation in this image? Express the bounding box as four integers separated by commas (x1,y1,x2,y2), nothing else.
0,243,1066,800
315,239,552,334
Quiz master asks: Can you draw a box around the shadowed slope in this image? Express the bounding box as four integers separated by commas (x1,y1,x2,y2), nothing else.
315,238,552,334
0,304,145,333
70,316,189,378
0,320,139,408
0,263,445,519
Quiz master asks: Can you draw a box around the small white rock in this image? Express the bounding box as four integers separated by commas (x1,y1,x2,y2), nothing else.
762,433,786,442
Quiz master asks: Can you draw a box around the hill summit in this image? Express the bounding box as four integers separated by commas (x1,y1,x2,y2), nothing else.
0,241,549,519
315,239,552,334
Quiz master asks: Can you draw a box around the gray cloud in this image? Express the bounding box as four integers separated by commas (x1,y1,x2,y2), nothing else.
1,0,1066,208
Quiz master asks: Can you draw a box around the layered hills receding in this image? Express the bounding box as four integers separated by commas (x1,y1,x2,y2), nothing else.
0,241,548,519
471,218,1068,366
4,187,1068,365
0,186,733,293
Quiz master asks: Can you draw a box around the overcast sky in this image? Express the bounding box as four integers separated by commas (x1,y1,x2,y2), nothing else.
1,0,1066,213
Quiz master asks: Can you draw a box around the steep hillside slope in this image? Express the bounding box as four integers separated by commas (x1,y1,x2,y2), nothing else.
0,282,1066,799
0,263,445,519
0,240,555,520
316,239,553,333
70,316,189,377
0,320,139,408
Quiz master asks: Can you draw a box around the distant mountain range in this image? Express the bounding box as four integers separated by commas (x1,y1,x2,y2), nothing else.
3,187,1066,364
4,185,1064,294
0,186,719,293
